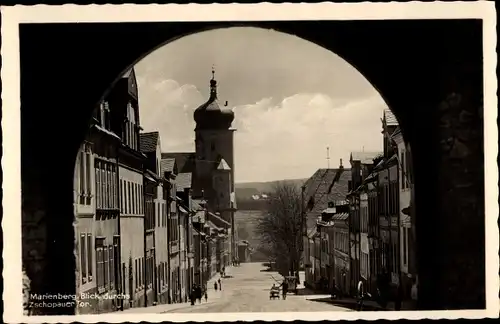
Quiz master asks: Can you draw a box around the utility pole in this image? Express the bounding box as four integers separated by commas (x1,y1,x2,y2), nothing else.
300,185,306,256
326,147,330,169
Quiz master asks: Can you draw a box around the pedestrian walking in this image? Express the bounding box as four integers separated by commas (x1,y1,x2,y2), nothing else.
214,281,218,291
395,283,403,311
356,281,365,311
410,277,418,309
204,289,208,302
196,285,202,304
218,278,222,290
280,279,289,300
190,287,195,306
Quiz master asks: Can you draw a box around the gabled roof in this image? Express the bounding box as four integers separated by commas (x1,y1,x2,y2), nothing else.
176,172,192,191
161,152,196,173
303,168,352,230
384,109,399,127
140,132,159,153
161,158,176,175
217,158,231,171
122,68,138,99
350,151,382,164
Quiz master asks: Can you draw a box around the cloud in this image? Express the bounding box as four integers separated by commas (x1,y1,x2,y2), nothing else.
232,93,387,182
138,76,388,183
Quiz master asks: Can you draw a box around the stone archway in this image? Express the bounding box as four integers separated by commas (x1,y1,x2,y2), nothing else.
19,19,484,314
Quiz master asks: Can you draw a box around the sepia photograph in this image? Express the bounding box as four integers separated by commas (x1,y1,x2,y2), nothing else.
1,2,498,323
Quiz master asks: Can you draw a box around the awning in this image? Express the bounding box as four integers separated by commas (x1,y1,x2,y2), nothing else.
207,212,231,227
322,207,336,214
178,205,189,214
206,220,222,232
93,124,121,140
144,173,156,183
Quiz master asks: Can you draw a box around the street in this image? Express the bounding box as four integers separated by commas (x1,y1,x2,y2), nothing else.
166,262,350,313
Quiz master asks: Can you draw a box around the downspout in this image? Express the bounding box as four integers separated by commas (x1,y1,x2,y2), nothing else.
116,151,123,310
387,163,392,280
152,180,158,305
396,157,403,310
347,192,354,291
166,179,171,304
142,171,147,307
177,198,182,302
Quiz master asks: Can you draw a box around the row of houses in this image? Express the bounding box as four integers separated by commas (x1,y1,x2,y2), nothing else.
303,109,416,307
74,68,238,314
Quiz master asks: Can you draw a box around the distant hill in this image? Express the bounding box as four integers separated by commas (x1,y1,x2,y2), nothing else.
235,178,307,202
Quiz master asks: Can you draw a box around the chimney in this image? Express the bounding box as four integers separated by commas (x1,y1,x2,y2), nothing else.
339,158,344,169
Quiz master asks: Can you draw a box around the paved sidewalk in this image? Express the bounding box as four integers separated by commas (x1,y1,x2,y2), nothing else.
115,271,230,314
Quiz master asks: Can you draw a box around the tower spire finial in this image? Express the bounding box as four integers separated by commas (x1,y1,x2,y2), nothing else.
209,65,217,99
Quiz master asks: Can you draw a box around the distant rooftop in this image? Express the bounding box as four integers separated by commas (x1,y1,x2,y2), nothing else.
139,132,159,153
350,151,382,164
384,109,399,127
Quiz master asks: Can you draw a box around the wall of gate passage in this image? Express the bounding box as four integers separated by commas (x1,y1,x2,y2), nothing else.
19,19,484,314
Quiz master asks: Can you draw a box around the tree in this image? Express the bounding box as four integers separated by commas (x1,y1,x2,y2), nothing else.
237,226,251,241
255,182,303,277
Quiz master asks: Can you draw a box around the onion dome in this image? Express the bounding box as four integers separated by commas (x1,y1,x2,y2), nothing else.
194,68,234,130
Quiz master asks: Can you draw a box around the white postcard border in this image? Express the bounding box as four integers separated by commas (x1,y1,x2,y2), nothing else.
2,1,498,323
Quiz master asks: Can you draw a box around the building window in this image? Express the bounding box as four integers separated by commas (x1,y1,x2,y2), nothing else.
78,145,93,206
80,234,87,284
85,148,92,205
127,182,131,214
107,166,111,209
112,166,116,209
120,179,123,212
109,246,114,290
401,151,406,190
407,151,412,184
140,185,143,214
132,183,135,214
137,184,140,215
157,203,161,227
87,234,93,282
135,259,138,289
141,257,144,287
403,228,408,266
96,238,105,293
103,245,109,289
95,162,101,209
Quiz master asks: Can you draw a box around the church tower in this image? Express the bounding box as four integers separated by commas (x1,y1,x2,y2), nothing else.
212,158,232,212
194,68,238,262
193,68,236,202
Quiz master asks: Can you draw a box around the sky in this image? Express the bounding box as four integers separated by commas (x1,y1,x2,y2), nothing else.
134,27,388,183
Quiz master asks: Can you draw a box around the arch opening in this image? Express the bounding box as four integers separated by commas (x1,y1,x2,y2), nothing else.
19,20,486,315
72,26,414,314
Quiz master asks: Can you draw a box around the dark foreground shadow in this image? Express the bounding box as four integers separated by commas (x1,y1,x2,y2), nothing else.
308,297,386,311
295,287,330,296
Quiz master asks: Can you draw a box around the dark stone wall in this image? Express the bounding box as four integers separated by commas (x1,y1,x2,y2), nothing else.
18,19,485,314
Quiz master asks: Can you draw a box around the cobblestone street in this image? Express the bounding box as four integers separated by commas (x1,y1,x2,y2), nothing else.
164,263,350,313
